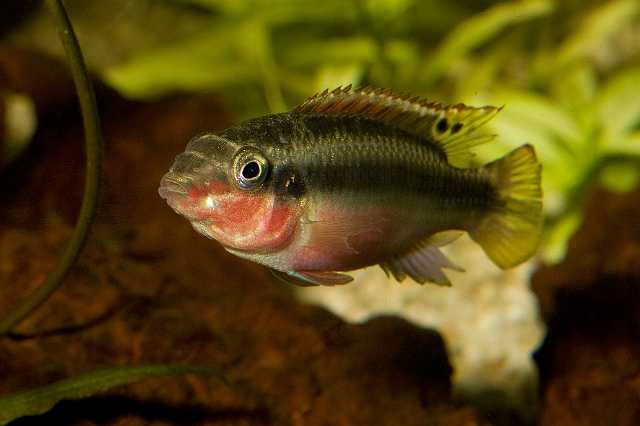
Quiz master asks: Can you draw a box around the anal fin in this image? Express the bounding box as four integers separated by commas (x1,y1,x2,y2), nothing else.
380,231,464,286
270,269,354,287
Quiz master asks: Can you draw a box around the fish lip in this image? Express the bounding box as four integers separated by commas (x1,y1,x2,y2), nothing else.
158,171,228,223
158,169,200,200
158,172,192,200
158,173,197,220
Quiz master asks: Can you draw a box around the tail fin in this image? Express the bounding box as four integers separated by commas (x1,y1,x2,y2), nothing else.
469,144,543,269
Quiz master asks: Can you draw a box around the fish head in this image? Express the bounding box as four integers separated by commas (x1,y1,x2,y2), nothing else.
159,133,304,254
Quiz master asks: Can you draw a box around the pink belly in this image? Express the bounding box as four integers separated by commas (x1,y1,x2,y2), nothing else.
288,203,422,272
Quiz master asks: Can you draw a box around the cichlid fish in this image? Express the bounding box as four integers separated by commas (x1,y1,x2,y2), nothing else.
159,86,542,286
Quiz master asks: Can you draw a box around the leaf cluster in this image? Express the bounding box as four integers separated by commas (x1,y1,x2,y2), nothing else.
105,0,640,259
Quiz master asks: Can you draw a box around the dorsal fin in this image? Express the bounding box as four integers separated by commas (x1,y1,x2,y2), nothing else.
294,86,502,166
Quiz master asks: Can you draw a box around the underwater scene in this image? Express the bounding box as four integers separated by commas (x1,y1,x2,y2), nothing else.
1,0,639,424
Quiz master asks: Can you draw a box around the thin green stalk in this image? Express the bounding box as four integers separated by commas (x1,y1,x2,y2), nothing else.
0,364,227,425
0,0,103,334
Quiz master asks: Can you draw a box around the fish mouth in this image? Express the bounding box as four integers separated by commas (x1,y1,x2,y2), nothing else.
158,169,231,223
158,172,196,218
158,173,189,199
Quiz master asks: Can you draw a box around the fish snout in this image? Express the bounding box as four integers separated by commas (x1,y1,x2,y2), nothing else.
158,167,233,223
159,134,235,221
159,147,219,211
158,172,193,214
159,173,189,197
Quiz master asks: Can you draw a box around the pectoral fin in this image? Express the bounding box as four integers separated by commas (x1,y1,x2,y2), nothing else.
380,231,465,286
270,269,354,287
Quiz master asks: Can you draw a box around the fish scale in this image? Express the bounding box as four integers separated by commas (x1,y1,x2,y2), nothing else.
284,114,495,213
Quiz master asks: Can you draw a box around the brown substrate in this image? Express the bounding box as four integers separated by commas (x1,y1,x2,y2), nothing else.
533,188,640,425
0,49,486,425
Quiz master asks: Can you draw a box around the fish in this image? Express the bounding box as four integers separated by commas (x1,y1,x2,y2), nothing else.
158,86,542,287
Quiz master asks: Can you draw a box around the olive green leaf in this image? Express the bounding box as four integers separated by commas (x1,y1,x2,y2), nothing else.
596,67,640,144
103,24,255,99
420,0,554,84
0,364,225,425
554,0,639,70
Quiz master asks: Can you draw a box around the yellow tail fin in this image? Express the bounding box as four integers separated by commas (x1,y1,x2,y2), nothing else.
469,144,543,269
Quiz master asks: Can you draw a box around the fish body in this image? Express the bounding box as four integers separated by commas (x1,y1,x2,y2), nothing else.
159,86,542,286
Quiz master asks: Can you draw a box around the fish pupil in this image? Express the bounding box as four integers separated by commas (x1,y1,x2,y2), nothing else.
242,161,261,179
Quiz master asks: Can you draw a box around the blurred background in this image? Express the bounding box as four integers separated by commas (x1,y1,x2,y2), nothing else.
7,0,640,260
1,0,639,425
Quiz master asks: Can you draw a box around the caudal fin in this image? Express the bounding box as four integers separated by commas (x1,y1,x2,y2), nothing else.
469,144,543,269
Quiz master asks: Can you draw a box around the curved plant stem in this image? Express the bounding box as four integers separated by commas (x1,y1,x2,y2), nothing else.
0,0,103,335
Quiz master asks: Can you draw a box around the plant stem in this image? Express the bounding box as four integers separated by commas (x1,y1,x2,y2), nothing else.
0,0,103,335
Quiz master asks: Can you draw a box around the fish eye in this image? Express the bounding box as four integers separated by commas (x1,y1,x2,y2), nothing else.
233,148,269,190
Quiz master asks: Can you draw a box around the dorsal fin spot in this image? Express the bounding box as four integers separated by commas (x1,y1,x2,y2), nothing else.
436,117,449,133
294,86,502,167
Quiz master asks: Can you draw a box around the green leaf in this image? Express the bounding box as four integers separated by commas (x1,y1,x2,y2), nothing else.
278,37,376,69
241,20,286,112
257,1,358,25
421,0,553,83
481,90,584,183
492,90,582,146
607,132,640,156
542,210,582,263
165,0,355,23
365,0,414,20
599,163,640,193
166,0,251,14
312,64,364,93
555,0,639,69
454,38,515,100
383,39,421,86
103,25,256,99
481,111,581,198
550,64,597,118
477,89,590,200
0,364,224,425
596,66,640,144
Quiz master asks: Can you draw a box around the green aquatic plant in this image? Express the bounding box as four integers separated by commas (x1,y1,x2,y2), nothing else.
0,0,103,334
103,0,556,113
104,0,640,262
0,2,226,423
452,0,640,260
0,365,225,425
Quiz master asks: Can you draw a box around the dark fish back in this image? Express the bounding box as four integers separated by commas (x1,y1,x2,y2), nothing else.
291,113,497,211
219,111,498,212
